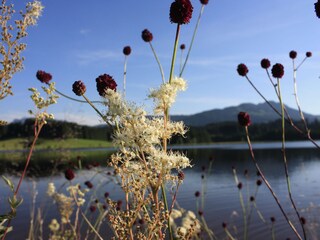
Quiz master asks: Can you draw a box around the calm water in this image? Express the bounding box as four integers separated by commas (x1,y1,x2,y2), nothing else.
1,142,320,239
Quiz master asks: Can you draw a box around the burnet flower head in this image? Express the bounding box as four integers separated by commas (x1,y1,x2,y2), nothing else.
315,0,320,18
96,74,117,96
170,0,193,24
36,70,52,84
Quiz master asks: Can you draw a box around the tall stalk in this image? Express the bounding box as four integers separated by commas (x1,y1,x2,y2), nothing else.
277,79,307,240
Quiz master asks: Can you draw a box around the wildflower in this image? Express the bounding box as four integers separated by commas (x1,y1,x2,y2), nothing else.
260,58,271,69
271,63,284,78
47,182,56,197
72,80,86,96
65,168,75,181
180,44,186,50
123,46,131,56
306,51,312,57
270,217,276,223
104,192,110,198
36,70,52,84
256,179,262,186
49,219,60,232
222,222,227,228
96,74,117,96
237,63,248,76
289,50,297,59
238,112,251,127
170,0,193,25
84,181,93,189
237,182,243,190
300,217,306,225
178,171,185,180
194,191,200,197
141,29,153,42
200,0,209,5
315,0,320,18
90,205,96,212
198,210,203,216
250,196,255,202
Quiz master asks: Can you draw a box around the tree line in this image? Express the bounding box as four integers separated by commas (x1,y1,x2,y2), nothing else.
1,118,320,144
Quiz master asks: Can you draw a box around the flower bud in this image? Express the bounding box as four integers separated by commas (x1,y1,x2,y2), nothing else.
96,74,117,96
238,112,251,127
289,50,297,59
141,29,153,42
306,51,312,58
65,168,75,181
315,0,320,18
36,70,52,84
271,63,284,78
170,0,193,24
123,46,131,56
260,58,270,69
200,0,209,5
72,80,86,96
237,63,248,76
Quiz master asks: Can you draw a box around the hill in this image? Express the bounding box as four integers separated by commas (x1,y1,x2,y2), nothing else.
171,101,320,126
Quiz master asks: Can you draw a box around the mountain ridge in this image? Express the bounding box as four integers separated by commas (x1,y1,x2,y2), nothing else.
171,101,320,126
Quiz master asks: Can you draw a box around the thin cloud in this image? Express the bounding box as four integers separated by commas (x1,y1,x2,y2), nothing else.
75,49,120,66
79,28,91,35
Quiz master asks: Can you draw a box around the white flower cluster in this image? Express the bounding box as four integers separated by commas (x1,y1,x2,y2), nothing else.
170,209,201,239
25,1,44,26
104,82,190,179
28,82,58,124
149,77,187,115
47,182,87,224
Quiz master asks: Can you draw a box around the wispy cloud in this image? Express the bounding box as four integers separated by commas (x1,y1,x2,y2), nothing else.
75,49,120,66
79,28,91,35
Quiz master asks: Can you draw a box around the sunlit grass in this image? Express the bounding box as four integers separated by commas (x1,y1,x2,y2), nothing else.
0,138,113,151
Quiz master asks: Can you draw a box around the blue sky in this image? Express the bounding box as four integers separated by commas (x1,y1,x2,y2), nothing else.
1,0,320,125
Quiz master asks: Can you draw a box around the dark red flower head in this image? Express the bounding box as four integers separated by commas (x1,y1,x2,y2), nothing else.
65,168,75,181
178,171,185,180
237,182,243,190
260,58,271,69
238,112,251,127
195,191,200,197
123,46,131,56
141,29,153,42
271,63,284,78
72,80,86,96
237,63,248,76
289,50,297,59
180,44,186,50
200,0,209,5
170,0,193,25
96,74,117,96
270,217,276,223
306,51,312,58
315,0,320,18
36,70,52,84
85,181,93,189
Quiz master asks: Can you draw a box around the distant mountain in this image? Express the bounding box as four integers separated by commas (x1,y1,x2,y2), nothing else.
171,101,320,126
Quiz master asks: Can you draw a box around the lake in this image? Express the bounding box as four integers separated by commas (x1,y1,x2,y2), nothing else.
1,141,320,239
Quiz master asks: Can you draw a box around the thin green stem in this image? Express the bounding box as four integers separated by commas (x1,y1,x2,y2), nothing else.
123,56,128,98
149,42,165,84
81,94,109,125
244,126,303,240
161,183,173,240
54,88,103,104
169,24,181,84
271,223,276,240
277,79,307,240
179,5,205,77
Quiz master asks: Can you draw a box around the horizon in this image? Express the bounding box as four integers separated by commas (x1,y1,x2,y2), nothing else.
1,0,320,126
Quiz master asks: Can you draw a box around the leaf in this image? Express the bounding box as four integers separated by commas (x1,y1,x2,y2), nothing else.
1,176,14,192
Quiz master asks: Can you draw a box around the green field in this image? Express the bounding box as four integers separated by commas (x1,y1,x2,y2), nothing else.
0,138,113,151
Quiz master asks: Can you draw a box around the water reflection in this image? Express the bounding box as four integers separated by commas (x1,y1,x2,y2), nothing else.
1,145,320,239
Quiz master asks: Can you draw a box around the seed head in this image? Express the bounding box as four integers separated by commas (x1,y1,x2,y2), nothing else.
178,171,185,180
141,29,153,42
256,179,262,186
170,0,193,24
195,191,200,197
315,0,320,18
289,50,297,59
237,63,248,76
96,74,117,96
123,46,131,56
222,222,227,229
270,217,276,223
200,0,209,5
180,44,186,50
36,70,52,84
238,112,251,127
306,51,312,58
65,168,75,181
85,181,93,189
72,80,86,96
300,217,306,225
271,63,284,78
260,58,271,69
237,182,243,190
